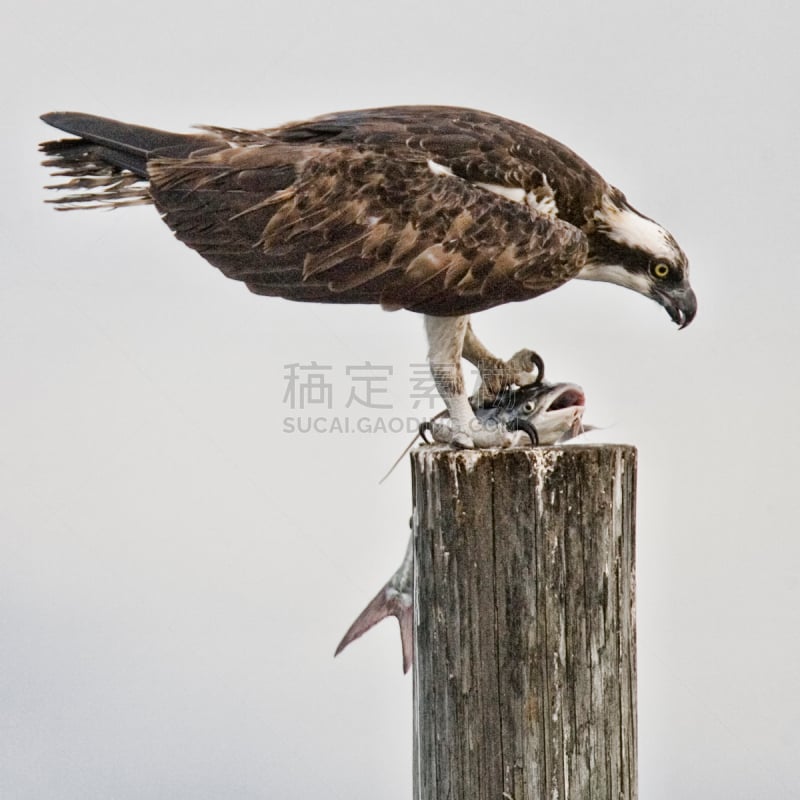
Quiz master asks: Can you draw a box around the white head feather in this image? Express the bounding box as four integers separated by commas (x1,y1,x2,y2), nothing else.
593,194,681,263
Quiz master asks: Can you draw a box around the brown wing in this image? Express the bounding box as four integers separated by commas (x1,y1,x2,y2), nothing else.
149,106,594,316
267,106,607,227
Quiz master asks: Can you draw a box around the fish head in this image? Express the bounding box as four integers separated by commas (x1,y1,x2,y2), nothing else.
491,380,587,444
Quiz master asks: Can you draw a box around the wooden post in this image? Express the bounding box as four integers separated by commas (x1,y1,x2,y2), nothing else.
411,445,637,800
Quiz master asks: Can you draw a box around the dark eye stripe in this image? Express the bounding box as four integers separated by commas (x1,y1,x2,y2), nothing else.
588,234,652,273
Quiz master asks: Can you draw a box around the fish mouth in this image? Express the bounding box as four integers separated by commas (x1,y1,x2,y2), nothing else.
546,385,586,412
534,383,587,445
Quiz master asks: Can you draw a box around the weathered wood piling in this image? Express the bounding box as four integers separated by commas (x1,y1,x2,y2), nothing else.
411,444,637,800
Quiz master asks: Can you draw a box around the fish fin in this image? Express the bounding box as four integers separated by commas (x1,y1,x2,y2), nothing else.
398,601,414,674
335,585,413,674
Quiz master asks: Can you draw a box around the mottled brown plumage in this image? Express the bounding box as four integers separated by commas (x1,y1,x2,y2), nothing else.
42,106,609,316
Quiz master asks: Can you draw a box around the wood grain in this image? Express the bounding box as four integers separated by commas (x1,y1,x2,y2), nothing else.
412,445,637,800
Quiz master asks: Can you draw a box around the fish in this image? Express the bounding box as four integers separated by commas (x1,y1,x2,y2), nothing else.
335,377,588,672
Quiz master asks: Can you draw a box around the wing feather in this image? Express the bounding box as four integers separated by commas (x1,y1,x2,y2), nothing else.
148,107,596,315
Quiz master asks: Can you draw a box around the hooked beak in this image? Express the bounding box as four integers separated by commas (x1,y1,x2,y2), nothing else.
655,284,698,329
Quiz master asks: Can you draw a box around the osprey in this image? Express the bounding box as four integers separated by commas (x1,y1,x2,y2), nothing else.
40,106,696,447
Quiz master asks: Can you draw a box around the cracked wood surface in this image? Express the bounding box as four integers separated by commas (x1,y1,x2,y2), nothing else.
411,445,637,800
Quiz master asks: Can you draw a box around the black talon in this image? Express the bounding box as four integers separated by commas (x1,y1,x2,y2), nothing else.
511,418,539,446
529,352,545,385
418,421,435,444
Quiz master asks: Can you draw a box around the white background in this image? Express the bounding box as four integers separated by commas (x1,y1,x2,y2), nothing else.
2,1,798,798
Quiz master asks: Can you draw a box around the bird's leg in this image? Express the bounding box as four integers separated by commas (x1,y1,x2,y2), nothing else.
462,321,544,404
424,315,512,448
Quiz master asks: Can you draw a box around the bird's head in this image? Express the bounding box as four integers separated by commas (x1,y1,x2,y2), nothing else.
579,192,697,328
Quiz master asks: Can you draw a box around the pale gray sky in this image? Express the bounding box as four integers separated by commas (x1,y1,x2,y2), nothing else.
2,1,799,798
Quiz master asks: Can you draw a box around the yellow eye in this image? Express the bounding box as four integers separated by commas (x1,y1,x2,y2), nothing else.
652,263,670,279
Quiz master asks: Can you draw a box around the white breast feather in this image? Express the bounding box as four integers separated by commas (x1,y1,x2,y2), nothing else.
475,182,526,203
427,159,455,178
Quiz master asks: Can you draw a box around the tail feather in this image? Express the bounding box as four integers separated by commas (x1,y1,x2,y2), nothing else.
39,111,217,209
42,138,149,177
41,112,201,163
40,139,151,209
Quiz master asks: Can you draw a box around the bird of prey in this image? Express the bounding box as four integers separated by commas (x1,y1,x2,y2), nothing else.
40,106,696,447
